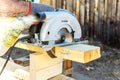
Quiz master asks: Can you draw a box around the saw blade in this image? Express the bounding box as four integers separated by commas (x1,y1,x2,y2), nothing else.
55,28,73,44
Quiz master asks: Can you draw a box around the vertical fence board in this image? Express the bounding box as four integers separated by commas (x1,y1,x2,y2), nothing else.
117,0,120,21
40,0,51,5
117,0,120,46
80,0,85,36
97,0,103,40
66,0,73,12
50,0,56,7
89,0,95,38
102,0,108,43
80,0,85,26
61,0,66,9
93,0,98,39
55,0,58,8
57,0,62,8
76,0,80,21
72,0,76,14
111,0,117,21
114,0,119,47
106,0,111,44
84,0,90,37
110,0,117,45
61,0,67,9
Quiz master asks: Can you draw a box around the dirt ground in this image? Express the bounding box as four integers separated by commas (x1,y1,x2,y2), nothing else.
72,41,120,80
2,41,120,80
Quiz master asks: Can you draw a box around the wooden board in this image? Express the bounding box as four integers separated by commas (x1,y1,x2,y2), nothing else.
0,69,17,80
52,44,101,63
30,52,63,80
14,69,30,80
49,74,76,80
0,58,28,72
40,0,51,5
0,58,29,80
15,42,46,52
63,60,72,76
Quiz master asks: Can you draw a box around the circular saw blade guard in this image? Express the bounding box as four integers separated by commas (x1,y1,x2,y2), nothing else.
39,11,82,45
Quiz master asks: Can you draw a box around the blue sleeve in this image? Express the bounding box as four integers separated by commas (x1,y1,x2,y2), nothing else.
32,3,55,13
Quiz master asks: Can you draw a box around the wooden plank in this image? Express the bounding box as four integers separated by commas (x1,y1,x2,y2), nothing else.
63,67,73,76
76,0,80,21
30,52,63,70
111,0,117,22
85,0,90,23
63,60,72,76
0,58,28,72
89,0,95,38
49,74,76,80
117,0,120,44
52,44,101,63
80,0,85,27
114,0,119,46
14,68,73,80
15,42,46,52
117,0,120,21
110,0,117,44
30,52,63,80
14,69,30,80
84,0,90,37
63,60,72,71
0,58,29,80
102,0,108,41
93,0,98,39
72,0,76,14
56,0,60,8
97,0,104,39
62,0,67,9
57,0,62,8
33,64,62,80
0,69,18,80
40,0,51,5
51,0,56,7
66,0,73,12
106,0,111,44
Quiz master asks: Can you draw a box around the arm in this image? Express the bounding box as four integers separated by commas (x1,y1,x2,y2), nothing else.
0,0,29,16
0,0,54,16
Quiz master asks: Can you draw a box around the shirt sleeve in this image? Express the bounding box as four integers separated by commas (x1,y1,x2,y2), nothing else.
31,3,55,13
0,0,55,17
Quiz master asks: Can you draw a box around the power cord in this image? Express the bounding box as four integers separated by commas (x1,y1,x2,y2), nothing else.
0,36,31,75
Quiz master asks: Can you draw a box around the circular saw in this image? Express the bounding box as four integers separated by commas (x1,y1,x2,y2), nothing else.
0,9,82,56
29,9,82,45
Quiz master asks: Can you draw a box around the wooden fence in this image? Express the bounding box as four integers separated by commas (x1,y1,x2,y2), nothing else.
41,0,120,48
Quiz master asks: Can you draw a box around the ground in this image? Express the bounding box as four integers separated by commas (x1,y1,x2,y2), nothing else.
72,41,120,80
